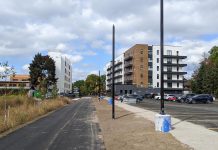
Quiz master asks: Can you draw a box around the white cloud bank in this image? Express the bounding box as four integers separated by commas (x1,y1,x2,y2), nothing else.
0,0,218,79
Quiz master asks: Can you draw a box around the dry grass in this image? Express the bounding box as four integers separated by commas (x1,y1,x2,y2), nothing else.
0,95,70,133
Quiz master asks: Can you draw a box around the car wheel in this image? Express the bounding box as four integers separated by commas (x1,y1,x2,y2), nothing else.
180,99,184,103
206,99,212,104
192,100,196,104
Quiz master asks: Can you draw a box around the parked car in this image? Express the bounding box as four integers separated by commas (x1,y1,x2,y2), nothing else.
122,94,143,103
154,94,161,100
187,94,213,104
177,93,196,103
164,94,176,100
135,95,144,102
117,95,124,101
174,94,183,101
167,96,177,101
144,93,152,99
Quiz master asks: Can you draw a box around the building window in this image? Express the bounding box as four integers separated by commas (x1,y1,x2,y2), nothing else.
157,82,159,87
157,74,159,79
140,65,143,70
125,90,127,94
140,49,143,54
167,50,172,55
177,83,179,88
177,67,179,71
167,58,172,64
140,57,143,62
157,66,159,71
167,74,172,80
157,58,159,63
177,75,179,80
129,90,132,94
120,90,123,94
65,61,66,66
157,50,159,55
167,66,172,72
141,74,143,78
65,68,67,73
167,83,172,88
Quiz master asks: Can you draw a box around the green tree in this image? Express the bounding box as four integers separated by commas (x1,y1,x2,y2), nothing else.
72,80,87,96
191,46,218,97
100,75,106,94
29,53,57,98
85,74,99,95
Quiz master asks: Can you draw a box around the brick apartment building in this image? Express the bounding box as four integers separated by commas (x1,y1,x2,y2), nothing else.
105,44,187,94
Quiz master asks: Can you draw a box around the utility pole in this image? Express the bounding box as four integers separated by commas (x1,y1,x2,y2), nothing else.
98,70,101,101
112,25,115,119
160,0,165,115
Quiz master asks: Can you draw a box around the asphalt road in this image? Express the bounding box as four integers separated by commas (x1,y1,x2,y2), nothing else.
0,97,104,150
132,99,218,132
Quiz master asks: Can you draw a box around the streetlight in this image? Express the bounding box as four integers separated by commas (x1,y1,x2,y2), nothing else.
160,0,165,115
98,70,101,101
112,25,115,119
155,0,171,133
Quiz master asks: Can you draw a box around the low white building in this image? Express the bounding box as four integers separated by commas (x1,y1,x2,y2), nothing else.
48,52,72,93
106,54,124,91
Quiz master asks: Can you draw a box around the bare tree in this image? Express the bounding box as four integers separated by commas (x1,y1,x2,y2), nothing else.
0,62,16,124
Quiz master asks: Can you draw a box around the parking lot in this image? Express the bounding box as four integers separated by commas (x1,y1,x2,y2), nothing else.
132,99,218,132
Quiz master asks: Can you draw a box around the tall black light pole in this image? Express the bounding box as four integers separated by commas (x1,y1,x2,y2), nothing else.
112,25,115,119
98,70,101,100
160,0,165,115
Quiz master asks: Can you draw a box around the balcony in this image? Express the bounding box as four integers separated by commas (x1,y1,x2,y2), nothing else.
124,63,133,68
115,82,122,85
114,74,122,79
164,87,183,91
107,67,112,71
124,56,133,61
107,78,111,81
163,71,187,75
163,63,187,67
163,79,184,83
125,70,133,75
124,79,133,84
106,72,112,76
163,55,187,59
114,68,122,73
114,61,122,67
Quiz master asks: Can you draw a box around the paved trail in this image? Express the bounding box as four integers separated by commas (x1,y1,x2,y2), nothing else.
0,97,103,150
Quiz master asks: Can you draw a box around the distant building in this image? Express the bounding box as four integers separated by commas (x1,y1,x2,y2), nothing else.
106,54,124,91
48,52,72,93
105,44,187,94
0,74,30,90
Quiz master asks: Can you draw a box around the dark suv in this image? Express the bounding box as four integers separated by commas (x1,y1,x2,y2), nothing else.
177,93,196,103
187,94,213,104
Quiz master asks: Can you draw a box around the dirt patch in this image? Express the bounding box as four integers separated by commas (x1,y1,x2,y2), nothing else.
93,98,192,150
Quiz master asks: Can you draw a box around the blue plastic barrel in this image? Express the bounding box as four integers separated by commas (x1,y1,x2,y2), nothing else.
162,118,170,132
108,98,112,105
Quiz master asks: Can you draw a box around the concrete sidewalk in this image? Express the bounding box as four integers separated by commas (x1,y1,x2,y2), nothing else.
104,98,218,150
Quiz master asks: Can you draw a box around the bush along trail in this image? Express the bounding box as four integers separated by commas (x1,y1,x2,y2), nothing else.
0,95,70,134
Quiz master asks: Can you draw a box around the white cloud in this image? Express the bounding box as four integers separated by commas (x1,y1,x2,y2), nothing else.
89,70,98,75
49,52,83,64
22,64,29,73
0,0,218,80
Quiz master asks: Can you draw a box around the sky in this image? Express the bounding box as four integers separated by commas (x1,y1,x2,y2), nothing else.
0,0,218,81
